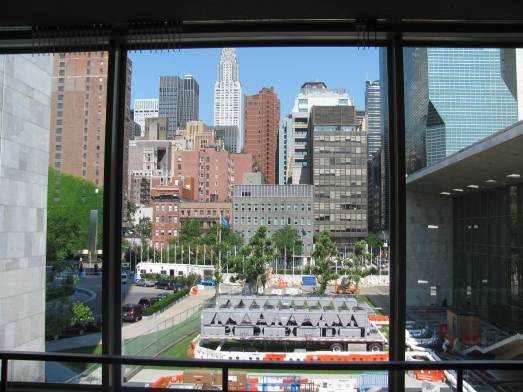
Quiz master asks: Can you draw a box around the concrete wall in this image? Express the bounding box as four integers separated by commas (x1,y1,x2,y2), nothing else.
0,54,52,381
406,190,453,307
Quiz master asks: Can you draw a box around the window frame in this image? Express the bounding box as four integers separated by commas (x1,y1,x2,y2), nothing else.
1,20,523,392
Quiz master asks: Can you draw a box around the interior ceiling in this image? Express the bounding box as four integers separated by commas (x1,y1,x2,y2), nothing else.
406,123,523,195
3,0,523,28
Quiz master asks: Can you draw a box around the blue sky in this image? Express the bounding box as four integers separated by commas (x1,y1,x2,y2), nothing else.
129,47,379,123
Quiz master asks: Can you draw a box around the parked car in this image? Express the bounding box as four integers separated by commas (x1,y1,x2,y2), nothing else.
155,293,169,301
148,296,161,305
136,278,155,287
121,272,128,284
138,297,152,308
56,315,102,338
155,279,177,290
122,304,143,322
172,283,185,292
196,279,217,287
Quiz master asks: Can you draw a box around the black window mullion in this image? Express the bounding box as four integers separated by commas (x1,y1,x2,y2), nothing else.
386,34,407,392
102,37,127,392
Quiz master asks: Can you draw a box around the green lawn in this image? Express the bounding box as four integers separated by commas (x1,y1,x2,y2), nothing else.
356,295,384,315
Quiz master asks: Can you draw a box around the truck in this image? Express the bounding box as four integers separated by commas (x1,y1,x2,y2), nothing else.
335,277,359,295
199,295,387,354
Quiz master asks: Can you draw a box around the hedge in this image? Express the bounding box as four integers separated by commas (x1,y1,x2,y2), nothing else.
142,288,189,316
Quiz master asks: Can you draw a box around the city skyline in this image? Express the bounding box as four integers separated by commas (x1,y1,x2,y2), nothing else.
129,47,379,123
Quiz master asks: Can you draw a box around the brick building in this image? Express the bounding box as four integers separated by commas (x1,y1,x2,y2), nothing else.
244,87,280,184
172,146,253,202
151,184,181,248
179,201,232,232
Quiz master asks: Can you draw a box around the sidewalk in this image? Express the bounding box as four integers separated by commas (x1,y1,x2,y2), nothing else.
46,288,215,352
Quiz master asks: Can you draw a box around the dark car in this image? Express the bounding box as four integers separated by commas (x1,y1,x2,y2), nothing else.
155,280,176,290
172,283,185,293
148,296,161,305
122,304,143,322
58,315,102,338
154,293,169,302
138,297,152,308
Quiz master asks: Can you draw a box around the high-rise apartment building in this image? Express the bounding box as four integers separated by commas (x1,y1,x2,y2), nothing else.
244,87,280,184
49,52,132,189
309,106,368,249
214,48,242,150
365,80,381,159
278,116,293,184
404,48,518,174
133,98,159,136
289,82,352,184
159,75,199,137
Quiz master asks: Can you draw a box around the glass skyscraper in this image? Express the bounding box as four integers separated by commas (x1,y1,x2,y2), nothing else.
404,48,518,174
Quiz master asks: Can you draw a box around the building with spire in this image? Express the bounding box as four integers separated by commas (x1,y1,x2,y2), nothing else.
213,48,242,151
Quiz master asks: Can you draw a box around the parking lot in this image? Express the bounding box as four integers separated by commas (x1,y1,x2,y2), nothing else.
77,275,179,316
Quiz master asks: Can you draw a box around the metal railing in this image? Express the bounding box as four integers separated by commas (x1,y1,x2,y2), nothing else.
1,351,523,392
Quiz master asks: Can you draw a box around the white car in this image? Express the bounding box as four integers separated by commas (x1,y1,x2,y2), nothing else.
136,278,155,287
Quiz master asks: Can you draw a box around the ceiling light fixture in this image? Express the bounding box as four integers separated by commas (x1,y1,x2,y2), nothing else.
507,173,521,178
440,191,451,195
452,188,464,192
467,185,479,189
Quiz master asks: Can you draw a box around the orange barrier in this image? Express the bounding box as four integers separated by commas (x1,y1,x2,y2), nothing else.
151,375,183,388
263,353,287,361
190,286,199,295
304,353,388,362
413,370,445,382
278,281,288,288
369,315,389,322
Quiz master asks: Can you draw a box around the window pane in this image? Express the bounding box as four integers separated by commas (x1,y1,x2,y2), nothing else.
121,46,389,387
404,46,523,389
0,52,107,384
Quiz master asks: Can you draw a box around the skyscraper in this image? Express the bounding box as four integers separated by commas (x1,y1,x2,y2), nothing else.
244,87,280,184
404,48,518,174
159,75,199,137
278,116,293,184
214,48,242,151
365,80,381,159
288,82,352,184
309,105,368,249
133,98,159,136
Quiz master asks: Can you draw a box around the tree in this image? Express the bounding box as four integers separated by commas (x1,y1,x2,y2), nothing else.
126,201,138,223
355,239,368,256
367,232,384,249
272,226,303,264
46,210,82,261
181,219,201,242
136,217,152,243
231,226,274,294
70,301,94,325
312,230,338,294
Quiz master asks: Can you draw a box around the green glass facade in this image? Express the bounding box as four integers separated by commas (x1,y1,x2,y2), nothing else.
404,48,518,174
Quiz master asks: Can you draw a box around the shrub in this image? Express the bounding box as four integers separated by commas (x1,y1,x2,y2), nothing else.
142,288,189,316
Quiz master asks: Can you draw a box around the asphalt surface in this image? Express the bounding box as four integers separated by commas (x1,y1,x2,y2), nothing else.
77,275,173,316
